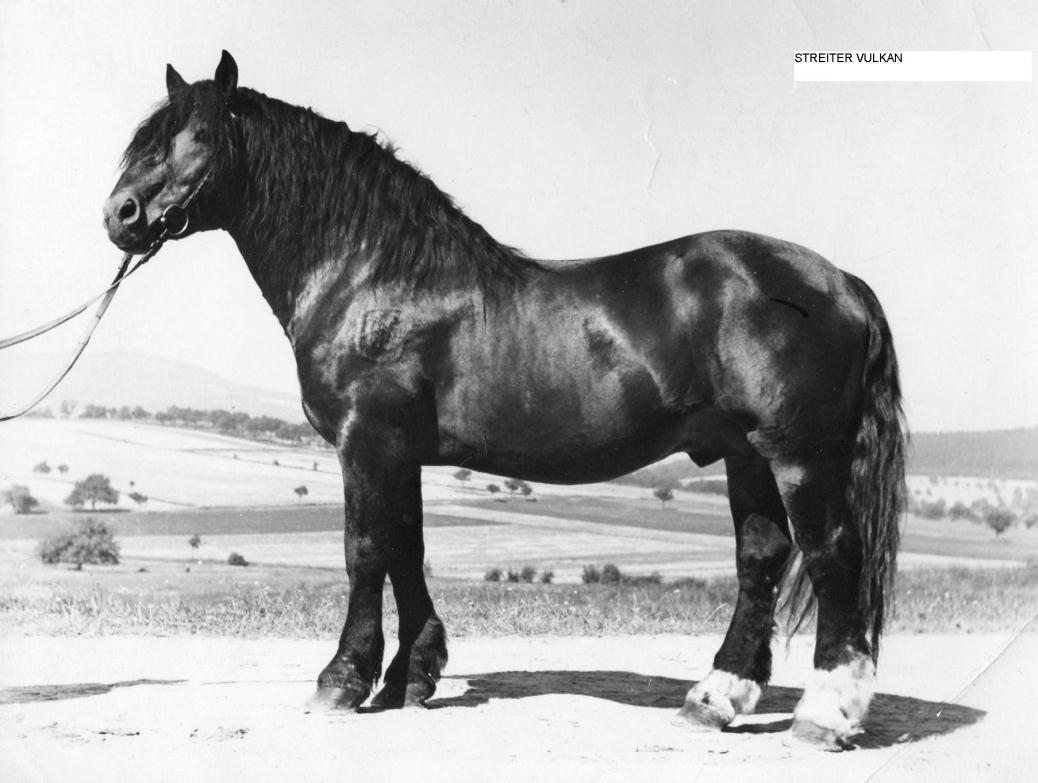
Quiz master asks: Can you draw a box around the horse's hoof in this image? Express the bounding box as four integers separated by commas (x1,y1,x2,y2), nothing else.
306,685,368,712
371,675,434,709
370,683,404,709
403,677,435,707
675,694,734,730
791,717,857,751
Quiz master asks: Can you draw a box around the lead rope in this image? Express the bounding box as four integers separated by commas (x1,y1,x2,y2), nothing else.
0,172,211,422
1,249,147,422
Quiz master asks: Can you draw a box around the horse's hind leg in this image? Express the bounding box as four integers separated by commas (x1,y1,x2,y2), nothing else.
773,457,875,749
370,478,448,708
678,456,792,729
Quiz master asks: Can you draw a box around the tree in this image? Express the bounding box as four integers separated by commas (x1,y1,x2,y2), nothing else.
38,519,120,570
32,460,52,474
294,485,309,502
504,478,531,496
486,483,501,495
128,491,149,510
57,464,70,474
984,508,1015,537
653,486,674,507
453,469,472,487
3,485,39,514
64,474,119,511
189,533,202,552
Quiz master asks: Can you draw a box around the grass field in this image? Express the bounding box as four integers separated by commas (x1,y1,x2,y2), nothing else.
2,554,1036,639
4,418,1038,641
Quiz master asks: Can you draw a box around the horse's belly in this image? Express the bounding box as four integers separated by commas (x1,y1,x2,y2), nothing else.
433,365,693,483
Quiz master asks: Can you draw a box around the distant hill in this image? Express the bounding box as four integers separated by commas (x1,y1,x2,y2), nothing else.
4,351,305,422
616,427,1038,488
909,428,1038,480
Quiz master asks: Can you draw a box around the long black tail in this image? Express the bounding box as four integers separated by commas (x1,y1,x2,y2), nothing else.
844,274,907,661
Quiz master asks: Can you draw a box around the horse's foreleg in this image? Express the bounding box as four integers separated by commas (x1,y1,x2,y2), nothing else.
312,446,416,710
679,456,791,729
774,458,875,749
369,469,448,709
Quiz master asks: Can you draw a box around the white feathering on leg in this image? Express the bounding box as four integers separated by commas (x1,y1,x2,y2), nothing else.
793,656,876,736
689,669,763,715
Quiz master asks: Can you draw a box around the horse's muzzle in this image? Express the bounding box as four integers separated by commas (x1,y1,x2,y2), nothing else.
103,190,154,252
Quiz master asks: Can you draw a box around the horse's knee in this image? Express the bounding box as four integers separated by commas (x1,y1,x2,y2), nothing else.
738,513,792,581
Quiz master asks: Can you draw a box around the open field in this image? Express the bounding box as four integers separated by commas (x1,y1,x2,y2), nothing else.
4,416,1037,635
0,418,666,511
2,492,1034,585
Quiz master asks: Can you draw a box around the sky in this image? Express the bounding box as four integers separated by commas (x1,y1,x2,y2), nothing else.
1,0,1036,433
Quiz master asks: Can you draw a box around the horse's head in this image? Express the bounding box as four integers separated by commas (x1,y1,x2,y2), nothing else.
103,51,240,253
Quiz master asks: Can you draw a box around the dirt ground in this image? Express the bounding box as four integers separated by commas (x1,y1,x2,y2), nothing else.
1,627,1035,782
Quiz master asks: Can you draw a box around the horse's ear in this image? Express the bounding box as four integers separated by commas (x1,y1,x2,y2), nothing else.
214,50,238,103
166,64,189,99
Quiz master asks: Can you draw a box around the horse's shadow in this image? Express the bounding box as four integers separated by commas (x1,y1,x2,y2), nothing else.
432,670,983,749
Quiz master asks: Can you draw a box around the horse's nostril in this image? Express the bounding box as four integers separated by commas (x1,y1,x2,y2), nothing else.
118,198,140,224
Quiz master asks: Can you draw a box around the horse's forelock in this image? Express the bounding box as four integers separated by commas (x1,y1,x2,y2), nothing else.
120,81,231,170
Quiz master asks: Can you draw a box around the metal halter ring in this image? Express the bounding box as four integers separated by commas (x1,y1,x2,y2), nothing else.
159,203,190,237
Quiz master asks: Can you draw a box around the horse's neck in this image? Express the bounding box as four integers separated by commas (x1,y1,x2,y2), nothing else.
227,227,353,336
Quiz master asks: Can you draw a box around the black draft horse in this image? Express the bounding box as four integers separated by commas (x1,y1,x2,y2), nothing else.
103,53,906,748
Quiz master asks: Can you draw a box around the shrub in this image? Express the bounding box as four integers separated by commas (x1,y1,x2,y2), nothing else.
484,567,503,582
948,501,974,521
506,569,521,583
486,484,500,495
600,563,623,584
624,571,663,586
984,508,1015,537
539,569,554,584
3,484,40,514
32,460,52,474
38,519,119,569
520,565,537,583
227,552,249,566
581,565,601,584
918,499,947,519
653,486,674,506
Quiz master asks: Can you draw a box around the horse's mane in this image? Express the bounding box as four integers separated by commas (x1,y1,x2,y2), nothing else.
123,82,536,297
